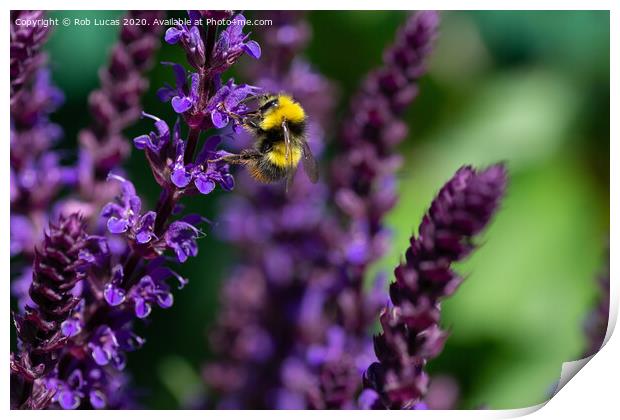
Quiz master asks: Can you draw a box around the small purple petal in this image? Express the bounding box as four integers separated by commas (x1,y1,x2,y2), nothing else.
211,110,228,128
61,319,81,337
103,284,126,306
164,27,183,44
134,298,152,319
106,217,129,234
195,176,216,195
58,390,81,410
89,390,106,409
171,95,193,113
243,40,261,59
171,166,192,188
91,346,110,366
156,292,174,308
133,134,150,150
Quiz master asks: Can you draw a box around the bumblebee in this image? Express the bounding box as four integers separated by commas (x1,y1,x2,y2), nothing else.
218,93,318,188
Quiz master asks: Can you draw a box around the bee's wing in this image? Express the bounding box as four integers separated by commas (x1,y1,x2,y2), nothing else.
282,120,296,193
300,141,319,183
281,120,293,167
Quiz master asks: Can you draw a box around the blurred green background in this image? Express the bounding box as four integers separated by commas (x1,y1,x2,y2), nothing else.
42,10,609,409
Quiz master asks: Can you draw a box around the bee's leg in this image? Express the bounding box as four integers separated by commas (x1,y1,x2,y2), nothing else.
208,149,261,165
216,104,259,128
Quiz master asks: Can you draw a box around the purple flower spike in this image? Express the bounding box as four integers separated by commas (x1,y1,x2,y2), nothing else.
364,165,507,409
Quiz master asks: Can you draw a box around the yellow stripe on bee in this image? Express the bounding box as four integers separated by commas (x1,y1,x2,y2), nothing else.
259,95,306,131
267,142,301,168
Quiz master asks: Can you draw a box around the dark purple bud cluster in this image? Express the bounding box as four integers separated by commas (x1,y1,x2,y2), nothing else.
11,215,86,409
10,10,50,102
10,15,74,310
363,165,507,409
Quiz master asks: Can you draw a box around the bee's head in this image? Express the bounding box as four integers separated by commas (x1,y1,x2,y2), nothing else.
258,93,306,130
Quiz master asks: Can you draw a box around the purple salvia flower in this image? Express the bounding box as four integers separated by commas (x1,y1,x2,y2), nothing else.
165,23,206,69
132,115,234,196
10,10,51,102
210,14,262,73
12,10,261,410
363,164,507,409
157,62,200,113
10,215,86,409
160,12,261,131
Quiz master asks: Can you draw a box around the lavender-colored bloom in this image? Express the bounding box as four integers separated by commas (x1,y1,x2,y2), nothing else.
165,23,206,69
363,165,507,409
157,62,200,113
13,10,260,409
132,116,234,195
160,12,260,131
207,79,262,130
210,14,261,73
10,10,50,101
164,220,201,262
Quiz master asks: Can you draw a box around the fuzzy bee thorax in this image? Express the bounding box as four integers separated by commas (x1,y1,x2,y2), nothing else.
259,95,306,131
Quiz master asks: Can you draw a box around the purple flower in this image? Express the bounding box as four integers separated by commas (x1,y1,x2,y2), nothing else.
165,23,205,69
89,326,125,369
207,79,261,129
101,174,142,234
363,165,507,409
129,275,173,318
103,265,127,306
133,112,171,152
47,366,122,410
61,300,85,338
211,14,261,74
157,62,199,114
133,116,234,195
103,260,186,319
164,220,201,263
